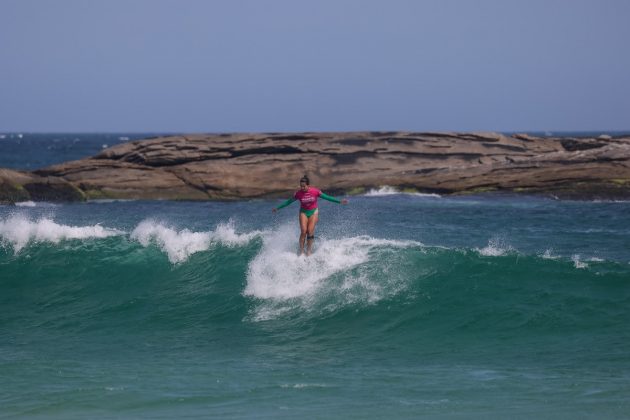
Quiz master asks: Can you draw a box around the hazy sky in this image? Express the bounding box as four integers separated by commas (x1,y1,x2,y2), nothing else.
1,0,629,132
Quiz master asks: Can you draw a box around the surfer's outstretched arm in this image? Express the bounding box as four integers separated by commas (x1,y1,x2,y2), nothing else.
272,198,296,213
320,192,349,205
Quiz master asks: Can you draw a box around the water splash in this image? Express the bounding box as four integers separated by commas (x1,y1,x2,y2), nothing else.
130,219,262,263
0,215,122,253
244,223,422,320
475,237,515,257
364,186,441,198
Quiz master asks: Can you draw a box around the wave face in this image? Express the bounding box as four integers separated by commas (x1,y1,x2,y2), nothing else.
3,216,628,342
2,197,630,418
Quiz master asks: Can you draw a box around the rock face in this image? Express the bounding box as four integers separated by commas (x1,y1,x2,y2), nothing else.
0,168,84,203
2,132,630,203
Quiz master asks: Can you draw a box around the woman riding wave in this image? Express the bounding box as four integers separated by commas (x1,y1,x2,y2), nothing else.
272,174,348,256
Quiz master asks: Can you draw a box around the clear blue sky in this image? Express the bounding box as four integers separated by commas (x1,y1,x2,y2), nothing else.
1,0,629,132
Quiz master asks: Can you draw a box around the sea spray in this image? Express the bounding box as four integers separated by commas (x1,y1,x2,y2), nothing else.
0,214,263,262
130,218,263,263
130,219,213,264
14,201,37,207
475,236,515,257
244,222,424,320
0,214,122,252
364,186,441,198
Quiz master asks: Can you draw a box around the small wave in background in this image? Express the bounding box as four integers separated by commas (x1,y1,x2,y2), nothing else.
364,185,441,197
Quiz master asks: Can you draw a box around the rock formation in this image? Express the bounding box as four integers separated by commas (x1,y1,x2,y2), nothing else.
2,132,630,203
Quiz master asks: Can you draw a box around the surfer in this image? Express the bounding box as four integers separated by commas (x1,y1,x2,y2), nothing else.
272,174,348,256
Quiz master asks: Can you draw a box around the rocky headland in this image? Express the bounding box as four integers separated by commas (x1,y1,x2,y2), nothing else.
2,132,630,203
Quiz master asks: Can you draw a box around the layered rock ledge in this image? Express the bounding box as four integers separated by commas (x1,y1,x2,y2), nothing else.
2,131,630,203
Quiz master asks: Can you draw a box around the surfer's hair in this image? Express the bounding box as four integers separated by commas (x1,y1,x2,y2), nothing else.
300,174,310,185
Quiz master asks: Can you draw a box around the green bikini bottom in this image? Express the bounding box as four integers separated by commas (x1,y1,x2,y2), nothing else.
300,208,318,217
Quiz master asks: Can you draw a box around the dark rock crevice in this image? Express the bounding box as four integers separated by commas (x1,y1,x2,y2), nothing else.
161,169,212,199
560,139,607,152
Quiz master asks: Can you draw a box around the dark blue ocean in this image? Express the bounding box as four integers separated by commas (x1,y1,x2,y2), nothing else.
1,134,630,418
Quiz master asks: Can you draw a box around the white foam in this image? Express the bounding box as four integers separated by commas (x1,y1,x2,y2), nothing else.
476,237,514,257
571,254,588,269
244,223,420,320
365,186,400,196
130,220,211,264
90,199,137,203
13,201,58,208
213,220,262,246
0,215,122,252
14,201,37,207
364,186,441,198
280,383,329,389
245,229,368,300
130,219,262,263
541,249,560,260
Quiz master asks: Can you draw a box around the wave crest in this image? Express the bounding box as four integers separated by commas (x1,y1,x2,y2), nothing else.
364,186,441,198
244,223,422,320
130,219,262,263
0,215,122,252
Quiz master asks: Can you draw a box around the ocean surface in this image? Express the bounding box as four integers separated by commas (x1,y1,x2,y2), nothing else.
0,133,169,170
1,134,630,418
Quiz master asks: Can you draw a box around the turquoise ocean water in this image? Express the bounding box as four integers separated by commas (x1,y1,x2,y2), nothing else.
1,134,630,418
